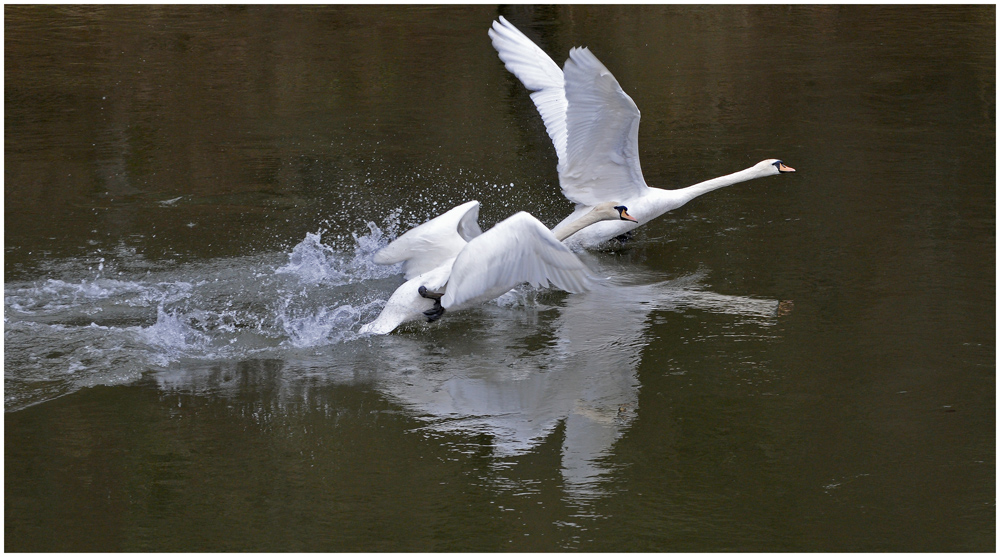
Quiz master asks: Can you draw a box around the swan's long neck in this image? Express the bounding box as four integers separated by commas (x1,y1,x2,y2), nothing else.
552,209,610,241
671,166,765,207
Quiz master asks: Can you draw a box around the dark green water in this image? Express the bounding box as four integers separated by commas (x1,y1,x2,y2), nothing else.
5,5,994,551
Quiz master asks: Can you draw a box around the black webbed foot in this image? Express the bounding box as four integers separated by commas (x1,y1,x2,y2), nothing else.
422,304,445,322
418,285,445,322
614,230,634,244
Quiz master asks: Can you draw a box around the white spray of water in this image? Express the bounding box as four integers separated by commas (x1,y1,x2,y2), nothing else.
4,215,407,410
133,305,213,354
275,231,347,284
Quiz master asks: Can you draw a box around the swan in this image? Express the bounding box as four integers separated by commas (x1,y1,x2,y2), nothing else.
489,16,795,250
359,201,637,335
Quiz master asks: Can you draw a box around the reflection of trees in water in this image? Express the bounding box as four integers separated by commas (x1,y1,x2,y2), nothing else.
154,267,786,496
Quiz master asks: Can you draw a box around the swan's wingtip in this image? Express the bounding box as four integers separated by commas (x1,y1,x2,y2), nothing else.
491,15,514,35
371,246,393,265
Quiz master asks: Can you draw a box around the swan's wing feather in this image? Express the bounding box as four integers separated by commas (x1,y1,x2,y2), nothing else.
489,16,568,166
372,200,481,279
561,47,648,206
455,205,483,241
442,212,594,309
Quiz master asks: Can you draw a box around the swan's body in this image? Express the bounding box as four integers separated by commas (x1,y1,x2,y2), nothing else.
489,16,795,250
359,201,636,335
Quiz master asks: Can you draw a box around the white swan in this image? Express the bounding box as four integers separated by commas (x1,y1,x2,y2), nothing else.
489,16,795,250
359,201,637,334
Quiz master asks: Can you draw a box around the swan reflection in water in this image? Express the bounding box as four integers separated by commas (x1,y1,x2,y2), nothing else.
153,261,788,496
372,263,786,495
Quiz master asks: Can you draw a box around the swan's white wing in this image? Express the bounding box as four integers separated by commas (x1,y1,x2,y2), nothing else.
442,212,594,309
372,200,482,279
561,47,649,207
489,16,569,167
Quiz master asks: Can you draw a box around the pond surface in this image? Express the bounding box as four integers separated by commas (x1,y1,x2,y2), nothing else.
4,5,995,551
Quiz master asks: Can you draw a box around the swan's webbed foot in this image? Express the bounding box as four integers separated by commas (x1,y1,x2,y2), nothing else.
423,304,445,322
613,230,634,244
418,285,445,322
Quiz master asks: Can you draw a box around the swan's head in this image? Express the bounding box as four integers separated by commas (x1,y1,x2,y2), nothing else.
614,205,639,223
757,159,795,175
592,201,639,223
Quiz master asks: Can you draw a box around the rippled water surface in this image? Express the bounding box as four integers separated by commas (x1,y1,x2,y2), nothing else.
5,5,994,551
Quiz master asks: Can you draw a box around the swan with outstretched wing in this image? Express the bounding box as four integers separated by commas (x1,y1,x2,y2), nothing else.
360,200,637,334
489,16,794,249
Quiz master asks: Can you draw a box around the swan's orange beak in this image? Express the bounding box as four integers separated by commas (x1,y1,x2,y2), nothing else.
778,163,795,173
620,209,638,223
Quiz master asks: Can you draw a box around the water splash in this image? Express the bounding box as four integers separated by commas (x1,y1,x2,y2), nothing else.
274,302,375,348
349,212,402,277
134,305,213,355
275,231,347,284
4,218,406,411
276,218,401,284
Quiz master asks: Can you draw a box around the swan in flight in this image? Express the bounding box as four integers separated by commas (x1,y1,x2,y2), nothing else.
359,201,637,335
489,16,795,250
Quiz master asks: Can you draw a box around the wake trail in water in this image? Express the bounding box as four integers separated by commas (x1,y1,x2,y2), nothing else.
4,218,405,411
